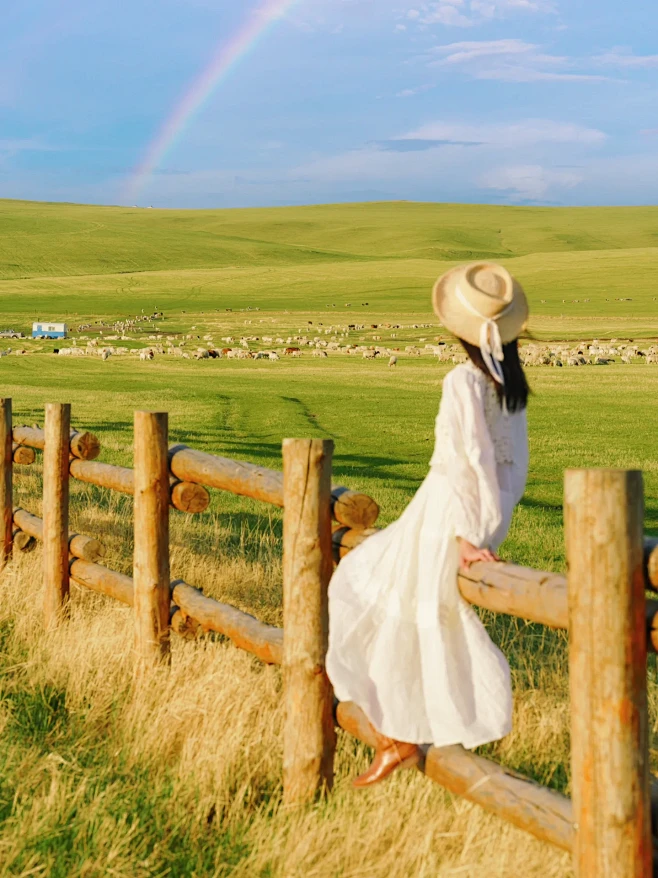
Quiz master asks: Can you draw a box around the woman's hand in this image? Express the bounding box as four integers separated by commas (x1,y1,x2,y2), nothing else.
457,537,500,570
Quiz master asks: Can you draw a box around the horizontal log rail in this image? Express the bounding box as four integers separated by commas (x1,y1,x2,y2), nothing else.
69,557,134,605
13,425,101,461
14,507,105,562
336,700,575,853
458,562,568,629
171,580,283,665
168,444,379,528
69,459,210,514
336,529,658,635
64,554,284,662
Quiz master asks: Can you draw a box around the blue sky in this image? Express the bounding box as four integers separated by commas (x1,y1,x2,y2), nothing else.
1,0,657,207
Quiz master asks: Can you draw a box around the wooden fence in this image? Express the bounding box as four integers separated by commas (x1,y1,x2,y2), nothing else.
2,396,658,877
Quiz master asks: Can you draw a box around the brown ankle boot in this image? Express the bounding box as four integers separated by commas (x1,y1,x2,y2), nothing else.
353,736,420,788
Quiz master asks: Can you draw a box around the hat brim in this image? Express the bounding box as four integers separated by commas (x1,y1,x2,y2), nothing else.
432,266,529,347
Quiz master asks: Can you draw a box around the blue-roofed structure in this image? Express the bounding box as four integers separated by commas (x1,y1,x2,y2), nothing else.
32,322,68,339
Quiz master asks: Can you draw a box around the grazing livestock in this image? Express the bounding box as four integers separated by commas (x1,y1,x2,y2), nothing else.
388,355,397,368
284,347,300,355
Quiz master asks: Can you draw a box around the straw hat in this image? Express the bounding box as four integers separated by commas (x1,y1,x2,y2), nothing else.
432,262,528,384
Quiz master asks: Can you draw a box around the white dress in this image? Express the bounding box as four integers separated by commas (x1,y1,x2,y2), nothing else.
326,361,529,748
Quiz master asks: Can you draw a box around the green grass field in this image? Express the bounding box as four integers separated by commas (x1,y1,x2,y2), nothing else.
2,198,658,337
1,198,658,876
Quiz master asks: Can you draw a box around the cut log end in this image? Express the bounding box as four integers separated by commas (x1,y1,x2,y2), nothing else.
69,534,105,563
170,607,202,640
12,528,35,552
170,480,210,514
12,444,35,466
69,430,101,461
332,525,379,562
331,488,379,529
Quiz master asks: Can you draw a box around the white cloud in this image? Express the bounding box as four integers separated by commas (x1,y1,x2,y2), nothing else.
400,119,607,146
405,0,554,27
396,83,435,96
428,39,611,82
594,49,658,68
480,164,582,200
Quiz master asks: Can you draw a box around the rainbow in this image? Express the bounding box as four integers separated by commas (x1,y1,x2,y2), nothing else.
122,0,300,205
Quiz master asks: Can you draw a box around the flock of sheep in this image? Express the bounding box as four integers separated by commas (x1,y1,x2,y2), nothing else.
2,314,657,370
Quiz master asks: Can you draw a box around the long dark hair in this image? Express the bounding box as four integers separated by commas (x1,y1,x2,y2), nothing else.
459,339,530,413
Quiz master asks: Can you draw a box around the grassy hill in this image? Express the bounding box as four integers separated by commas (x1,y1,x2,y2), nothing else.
3,198,658,279
1,199,658,335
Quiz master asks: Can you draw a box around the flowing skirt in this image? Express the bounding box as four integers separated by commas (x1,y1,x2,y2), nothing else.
326,470,512,748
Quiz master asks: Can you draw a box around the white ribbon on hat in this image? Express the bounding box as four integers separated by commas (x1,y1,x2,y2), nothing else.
454,284,515,386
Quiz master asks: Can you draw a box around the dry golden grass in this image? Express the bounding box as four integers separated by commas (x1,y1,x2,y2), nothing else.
0,469,576,877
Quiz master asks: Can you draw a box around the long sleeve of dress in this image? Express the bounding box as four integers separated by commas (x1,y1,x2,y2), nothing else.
439,368,503,548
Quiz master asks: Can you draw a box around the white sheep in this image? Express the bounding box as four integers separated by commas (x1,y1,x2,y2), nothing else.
388,355,397,368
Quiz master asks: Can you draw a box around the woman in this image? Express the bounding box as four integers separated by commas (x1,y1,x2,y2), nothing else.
326,262,530,787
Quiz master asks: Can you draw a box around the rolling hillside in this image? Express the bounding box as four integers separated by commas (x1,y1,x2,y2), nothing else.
1,198,658,332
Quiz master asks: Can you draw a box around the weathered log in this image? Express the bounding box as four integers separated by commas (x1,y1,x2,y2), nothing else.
170,480,209,514
331,487,379,529
69,557,134,606
12,443,35,465
13,507,105,562
13,424,100,460
458,562,568,630
133,411,171,670
282,438,336,805
171,580,283,663
331,525,379,562
336,701,574,852
0,400,12,569
64,556,283,655
168,444,376,527
43,403,70,628
169,444,284,505
565,469,651,877
69,459,209,513
335,526,570,630
169,606,201,640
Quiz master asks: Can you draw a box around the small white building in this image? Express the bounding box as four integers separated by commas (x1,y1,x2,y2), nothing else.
32,322,68,339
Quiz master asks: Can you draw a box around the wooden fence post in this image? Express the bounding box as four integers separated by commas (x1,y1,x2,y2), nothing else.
43,403,71,628
565,468,651,877
282,438,336,805
133,411,171,672
0,399,12,570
